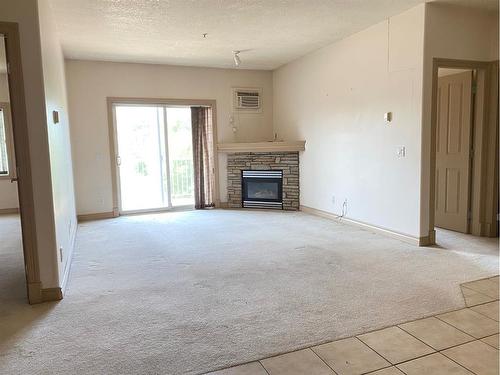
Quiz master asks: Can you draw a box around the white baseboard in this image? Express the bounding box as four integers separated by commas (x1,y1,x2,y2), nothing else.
77,211,117,222
300,205,426,246
60,220,78,294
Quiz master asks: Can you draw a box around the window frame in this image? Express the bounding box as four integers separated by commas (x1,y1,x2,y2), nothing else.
0,102,16,180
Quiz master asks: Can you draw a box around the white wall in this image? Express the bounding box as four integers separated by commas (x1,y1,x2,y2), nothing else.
0,0,77,290
419,3,499,236
0,0,60,288
273,5,426,238
65,60,273,214
38,0,78,287
0,72,19,209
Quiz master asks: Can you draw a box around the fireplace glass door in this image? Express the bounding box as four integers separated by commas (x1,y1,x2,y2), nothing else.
242,170,283,209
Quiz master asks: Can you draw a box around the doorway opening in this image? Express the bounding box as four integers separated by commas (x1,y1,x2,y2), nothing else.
429,59,499,244
112,104,194,214
0,33,24,304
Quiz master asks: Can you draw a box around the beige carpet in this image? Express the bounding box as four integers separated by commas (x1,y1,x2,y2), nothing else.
0,210,498,374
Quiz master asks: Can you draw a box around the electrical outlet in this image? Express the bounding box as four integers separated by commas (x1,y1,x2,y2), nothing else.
396,146,406,158
59,247,63,262
384,112,392,123
331,195,335,205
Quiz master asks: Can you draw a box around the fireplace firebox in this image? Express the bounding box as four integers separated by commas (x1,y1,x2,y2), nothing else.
242,170,283,209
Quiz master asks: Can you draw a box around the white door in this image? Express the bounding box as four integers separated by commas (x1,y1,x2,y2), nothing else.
113,105,194,213
435,71,473,233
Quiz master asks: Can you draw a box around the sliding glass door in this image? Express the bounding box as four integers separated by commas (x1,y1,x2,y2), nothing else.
114,104,194,213
166,108,194,206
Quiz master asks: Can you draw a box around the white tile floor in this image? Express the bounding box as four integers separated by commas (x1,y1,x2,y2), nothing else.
207,276,500,375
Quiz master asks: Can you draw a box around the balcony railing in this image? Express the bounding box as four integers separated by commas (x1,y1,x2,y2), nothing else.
171,159,194,198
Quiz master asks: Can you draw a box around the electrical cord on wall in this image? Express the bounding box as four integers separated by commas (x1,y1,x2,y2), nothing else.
334,199,348,220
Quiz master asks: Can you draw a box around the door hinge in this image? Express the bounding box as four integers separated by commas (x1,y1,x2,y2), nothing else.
6,63,11,75
116,155,121,166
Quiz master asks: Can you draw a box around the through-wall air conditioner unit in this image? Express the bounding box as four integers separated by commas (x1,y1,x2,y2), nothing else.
233,88,262,112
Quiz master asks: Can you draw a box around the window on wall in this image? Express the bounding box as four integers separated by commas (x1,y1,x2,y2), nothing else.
0,104,15,178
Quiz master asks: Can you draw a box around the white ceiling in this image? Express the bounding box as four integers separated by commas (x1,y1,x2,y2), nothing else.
49,0,498,70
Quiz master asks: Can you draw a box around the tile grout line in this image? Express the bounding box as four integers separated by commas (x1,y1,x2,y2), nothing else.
465,295,499,308
461,281,499,300
254,305,496,375
361,316,496,373
352,336,394,371
468,302,500,322
463,287,496,299
201,358,270,374
308,347,339,374
217,309,497,374
202,359,271,375
393,366,410,375
434,311,499,340
396,325,481,375
357,326,439,366
439,343,481,375
462,275,499,285
256,360,271,375
440,281,499,375
363,366,407,375
397,352,479,375
464,294,498,306
205,281,499,374
349,292,498,340
397,321,476,352
479,333,500,349
388,352,437,367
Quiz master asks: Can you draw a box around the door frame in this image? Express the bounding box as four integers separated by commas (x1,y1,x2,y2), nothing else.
427,58,499,243
0,23,42,303
434,70,473,234
106,97,220,216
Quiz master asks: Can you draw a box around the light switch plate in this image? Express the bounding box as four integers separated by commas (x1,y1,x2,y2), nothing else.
52,110,59,124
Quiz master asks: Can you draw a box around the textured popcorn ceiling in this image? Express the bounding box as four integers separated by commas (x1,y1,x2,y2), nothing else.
49,0,498,70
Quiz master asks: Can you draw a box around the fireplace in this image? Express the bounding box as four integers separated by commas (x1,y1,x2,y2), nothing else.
242,170,283,209
227,152,299,210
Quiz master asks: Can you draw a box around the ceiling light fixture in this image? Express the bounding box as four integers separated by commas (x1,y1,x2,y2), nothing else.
233,50,241,67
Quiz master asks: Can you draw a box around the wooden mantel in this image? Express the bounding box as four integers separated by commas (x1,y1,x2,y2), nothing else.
217,140,306,153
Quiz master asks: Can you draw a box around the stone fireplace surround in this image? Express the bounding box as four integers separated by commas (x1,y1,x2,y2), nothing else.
227,152,299,210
